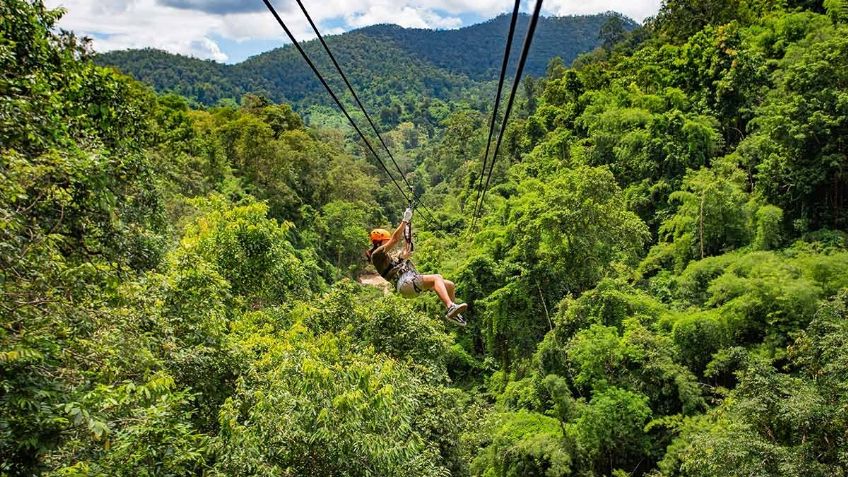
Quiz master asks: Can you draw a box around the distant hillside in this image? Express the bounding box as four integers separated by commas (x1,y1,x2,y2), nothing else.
97,12,636,108
99,49,236,105
355,13,631,80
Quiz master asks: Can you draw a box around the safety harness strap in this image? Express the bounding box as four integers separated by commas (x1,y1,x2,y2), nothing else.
404,220,414,253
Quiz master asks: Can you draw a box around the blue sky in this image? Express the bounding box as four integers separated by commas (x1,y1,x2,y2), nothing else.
45,0,661,64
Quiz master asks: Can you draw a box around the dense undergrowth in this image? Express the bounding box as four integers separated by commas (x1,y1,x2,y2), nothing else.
2,0,848,475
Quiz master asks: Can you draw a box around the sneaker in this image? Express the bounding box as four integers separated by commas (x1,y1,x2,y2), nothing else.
446,313,467,327
446,303,468,326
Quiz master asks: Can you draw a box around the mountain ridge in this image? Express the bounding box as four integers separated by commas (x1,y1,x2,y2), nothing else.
97,12,636,108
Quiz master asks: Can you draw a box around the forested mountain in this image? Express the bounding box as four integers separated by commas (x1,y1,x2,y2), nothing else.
97,13,634,109
4,0,848,476
342,13,630,80
94,48,235,106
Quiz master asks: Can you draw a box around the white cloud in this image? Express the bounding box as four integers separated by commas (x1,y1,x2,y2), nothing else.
46,0,326,60
345,4,462,29
44,0,662,61
543,0,662,22
48,0,228,60
187,37,228,62
402,0,506,16
217,11,290,42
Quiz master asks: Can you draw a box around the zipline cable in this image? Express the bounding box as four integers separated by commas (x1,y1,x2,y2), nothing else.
261,0,438,226
471,0,521,225
295,0,404,189
472,0,544,230
292,0,440,223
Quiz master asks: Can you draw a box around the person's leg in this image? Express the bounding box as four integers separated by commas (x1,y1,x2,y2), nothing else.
420,274,453,308
445,280,456,303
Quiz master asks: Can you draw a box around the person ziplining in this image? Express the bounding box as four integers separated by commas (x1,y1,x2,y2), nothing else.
260,0,542,327
366,207,468,326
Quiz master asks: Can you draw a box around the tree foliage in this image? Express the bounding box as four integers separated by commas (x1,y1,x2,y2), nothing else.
4,0,848,475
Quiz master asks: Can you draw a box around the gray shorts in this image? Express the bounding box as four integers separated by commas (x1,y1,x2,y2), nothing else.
396,270,424,298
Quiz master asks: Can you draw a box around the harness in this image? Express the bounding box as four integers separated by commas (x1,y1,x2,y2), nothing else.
381,258,405,281
398,207,422,293
396,260,423,294
373,250,414,283
404,218,414,253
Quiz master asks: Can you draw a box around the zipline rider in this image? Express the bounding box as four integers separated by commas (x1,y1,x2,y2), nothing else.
367,207,468,326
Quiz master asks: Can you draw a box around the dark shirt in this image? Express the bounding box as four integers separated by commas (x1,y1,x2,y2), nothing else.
371,248,402,281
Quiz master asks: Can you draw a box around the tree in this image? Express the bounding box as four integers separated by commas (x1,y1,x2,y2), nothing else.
660,292,848,476
180,197,321,305
471,410,573,477
476,165,649,368
747,31,848,229
824,0,848,22
599,14,628,50
1,2,169,471
648,167,753,271
655,0,752,42
572,387,653,476
216,284,459,476
317,200,370,274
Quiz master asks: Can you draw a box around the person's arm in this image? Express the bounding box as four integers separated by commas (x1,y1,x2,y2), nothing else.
375,208,413,255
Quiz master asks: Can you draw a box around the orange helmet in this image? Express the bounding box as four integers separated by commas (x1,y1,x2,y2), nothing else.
370,228,391,243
